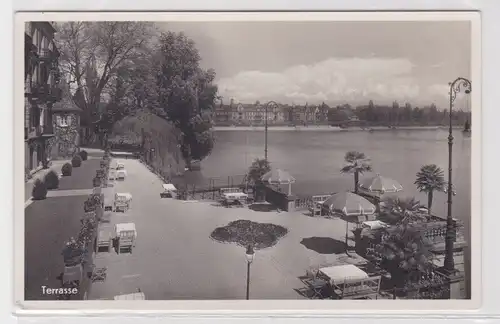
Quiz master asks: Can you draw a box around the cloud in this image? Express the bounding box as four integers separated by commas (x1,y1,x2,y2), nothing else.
217,57,449,106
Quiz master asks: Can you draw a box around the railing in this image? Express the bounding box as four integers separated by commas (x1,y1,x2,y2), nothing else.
31,83,49,97
379,270,450,299
294,197,313,210
30,83,62,102
38,49,55,61
27,125,54,139
294,194,331,211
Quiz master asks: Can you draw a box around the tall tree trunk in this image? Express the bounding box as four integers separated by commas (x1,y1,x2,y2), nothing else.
354,171,359,194
427,190,433,215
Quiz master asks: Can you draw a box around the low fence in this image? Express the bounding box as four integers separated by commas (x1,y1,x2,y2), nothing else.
294,197,313,210
139,155,248,201
175,176,248,201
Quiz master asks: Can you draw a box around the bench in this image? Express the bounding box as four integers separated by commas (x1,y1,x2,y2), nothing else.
308,195,331,216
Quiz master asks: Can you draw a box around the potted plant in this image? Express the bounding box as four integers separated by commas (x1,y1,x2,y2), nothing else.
84,193,102,212
80,216,98,237
61,162,73,176
62,237,86,266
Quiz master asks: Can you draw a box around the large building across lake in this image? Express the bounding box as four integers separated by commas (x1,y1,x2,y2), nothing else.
213,99,471,127
214,99,331,126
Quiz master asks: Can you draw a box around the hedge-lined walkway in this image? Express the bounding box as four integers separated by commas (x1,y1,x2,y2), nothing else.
25,157,102,201
24,155,102,300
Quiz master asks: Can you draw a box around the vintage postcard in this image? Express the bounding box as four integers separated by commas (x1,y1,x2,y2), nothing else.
14,11,481,312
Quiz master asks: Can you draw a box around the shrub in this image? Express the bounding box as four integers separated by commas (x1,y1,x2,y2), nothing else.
79,150,88,161
61,163,73,176
32,179,48,200
44,170,60,190
71,155,82,167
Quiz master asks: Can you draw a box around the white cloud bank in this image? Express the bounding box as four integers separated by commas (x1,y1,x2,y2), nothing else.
217,57,449,106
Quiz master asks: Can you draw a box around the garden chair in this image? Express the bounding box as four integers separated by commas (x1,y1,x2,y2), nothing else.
96,227,113,252
116,224,137,254
300,268,329,299
62,264,83,286
90,266,107,282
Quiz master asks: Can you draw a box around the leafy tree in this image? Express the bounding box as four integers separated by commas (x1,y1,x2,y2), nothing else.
247,158,271,186
340,151,372,194
154,31,218,168
414,164,446,215
246,158,271,201
55,22,156,143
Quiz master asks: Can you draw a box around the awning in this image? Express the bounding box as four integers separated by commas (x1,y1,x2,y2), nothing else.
319,264,369,285
162,183,177,191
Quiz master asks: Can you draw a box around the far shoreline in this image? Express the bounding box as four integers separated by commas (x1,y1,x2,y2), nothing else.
213,125,464,132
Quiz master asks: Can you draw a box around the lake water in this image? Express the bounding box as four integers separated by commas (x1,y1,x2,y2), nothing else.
201,129,471,231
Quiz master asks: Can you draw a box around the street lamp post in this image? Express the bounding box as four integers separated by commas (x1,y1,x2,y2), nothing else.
443,77,471,273
264,101,278,162
245,244,255,300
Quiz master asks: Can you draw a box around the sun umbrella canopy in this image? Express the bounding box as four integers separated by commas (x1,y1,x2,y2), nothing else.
261,168,296,185
322,192,376,216
359,174,403,195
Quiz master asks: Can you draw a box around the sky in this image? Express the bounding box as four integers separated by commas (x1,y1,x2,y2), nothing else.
159,21,471,109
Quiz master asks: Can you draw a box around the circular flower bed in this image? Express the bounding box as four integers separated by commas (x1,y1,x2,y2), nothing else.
210,219,288,250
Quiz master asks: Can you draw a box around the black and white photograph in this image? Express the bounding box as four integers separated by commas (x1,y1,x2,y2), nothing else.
17,12,480,305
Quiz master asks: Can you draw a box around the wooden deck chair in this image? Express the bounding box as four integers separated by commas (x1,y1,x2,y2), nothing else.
117,230,135,254
90,266,107,282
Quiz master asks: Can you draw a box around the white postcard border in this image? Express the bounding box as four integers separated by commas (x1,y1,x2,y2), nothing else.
12,10,483,316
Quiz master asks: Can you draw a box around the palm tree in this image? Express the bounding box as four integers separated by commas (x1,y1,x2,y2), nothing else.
374,224,435,292
340,151,372,194
382,197,427,225
414,164,446,215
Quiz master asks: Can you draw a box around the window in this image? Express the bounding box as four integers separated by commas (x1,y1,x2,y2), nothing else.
56,115,72,127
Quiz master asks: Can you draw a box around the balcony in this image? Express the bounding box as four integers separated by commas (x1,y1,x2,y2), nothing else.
26,125,54,140
31,83,48,96
47,86,62,103
30,84,63,103
38,49,55,61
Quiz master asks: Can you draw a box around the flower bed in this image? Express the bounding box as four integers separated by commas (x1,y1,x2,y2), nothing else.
210,219,288,250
